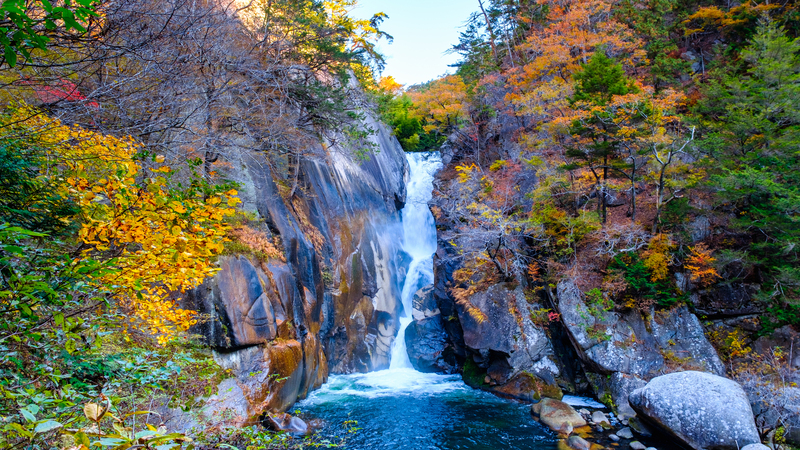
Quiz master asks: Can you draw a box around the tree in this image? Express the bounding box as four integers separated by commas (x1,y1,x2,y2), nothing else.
695,20,800,325
0,102,238,340
563,51,637,223
0,0,100,67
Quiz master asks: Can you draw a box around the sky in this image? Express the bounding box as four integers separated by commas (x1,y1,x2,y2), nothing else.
353,0,478,87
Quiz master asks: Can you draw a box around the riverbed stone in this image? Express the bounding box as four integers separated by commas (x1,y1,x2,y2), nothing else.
532,398,588,434
629,371,760,449
630,442,646,450
741,445,770,450
616,427,634,439
567,435,592,450
591,410,609,426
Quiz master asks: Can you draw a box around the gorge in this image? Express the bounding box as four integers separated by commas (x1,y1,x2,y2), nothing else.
1,1,799,450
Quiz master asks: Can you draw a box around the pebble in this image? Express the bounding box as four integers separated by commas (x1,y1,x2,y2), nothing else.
617,427,634,439
630,442,646,450
646,447,657,450
579,408,591,416
567,435,592,450
609,434,620,442
591,410,610,426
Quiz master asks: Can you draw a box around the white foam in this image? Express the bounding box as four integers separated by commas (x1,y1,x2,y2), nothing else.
300,369,466,405
561,395,606,409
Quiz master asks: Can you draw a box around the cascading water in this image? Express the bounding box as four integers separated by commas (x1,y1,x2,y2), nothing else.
389,152,442,369
295,153,675,449
296,152,560,449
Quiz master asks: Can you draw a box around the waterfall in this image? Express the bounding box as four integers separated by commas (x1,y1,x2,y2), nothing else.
389,152,442,369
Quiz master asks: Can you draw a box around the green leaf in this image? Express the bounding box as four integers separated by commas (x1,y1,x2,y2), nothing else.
34,420,63,434
4,45,17,67
75,431,91,447
98,437,127,447
19,407,35,422
5,422,33,438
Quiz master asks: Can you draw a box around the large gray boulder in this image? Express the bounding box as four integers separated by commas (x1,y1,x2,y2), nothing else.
629,371,761,450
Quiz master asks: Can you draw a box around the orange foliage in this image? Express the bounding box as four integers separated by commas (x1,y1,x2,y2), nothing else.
508,0,644,125
408,75,470,134
231,226,285,262
686,243,721,287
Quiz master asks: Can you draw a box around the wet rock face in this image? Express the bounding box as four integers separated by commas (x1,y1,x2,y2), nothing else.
405,285,460,374
455,283,562,399
629,371,761,450
192,105,409,422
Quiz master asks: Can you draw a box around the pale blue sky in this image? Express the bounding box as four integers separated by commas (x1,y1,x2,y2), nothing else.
354,0,478,87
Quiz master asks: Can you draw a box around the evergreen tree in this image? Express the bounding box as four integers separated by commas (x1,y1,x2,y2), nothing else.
696,20,800,327
565,50,638,222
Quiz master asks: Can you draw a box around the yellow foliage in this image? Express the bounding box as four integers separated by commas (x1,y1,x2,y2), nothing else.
455,163,479,183
683,3,780,36
0,103,237,342
642,234,674,281
708,329,752,361
407,75,470,135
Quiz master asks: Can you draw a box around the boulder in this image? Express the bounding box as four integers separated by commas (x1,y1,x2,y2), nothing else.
405,315,458,373
411,285,439,320
532,398,588,434
567,435,592,450
741,445,769,450
591,410,609,426
265,413,309,436
629,371,760,450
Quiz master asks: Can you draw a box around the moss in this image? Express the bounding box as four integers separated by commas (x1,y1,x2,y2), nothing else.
600,392,615,409
461,358,487,388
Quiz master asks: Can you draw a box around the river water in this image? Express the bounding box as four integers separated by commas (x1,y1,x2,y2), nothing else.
297,153,559,449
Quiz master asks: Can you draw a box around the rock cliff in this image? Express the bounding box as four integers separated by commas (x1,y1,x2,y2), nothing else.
187,110,409,425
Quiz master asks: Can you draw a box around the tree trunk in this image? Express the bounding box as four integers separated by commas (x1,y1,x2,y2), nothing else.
478,0,500,64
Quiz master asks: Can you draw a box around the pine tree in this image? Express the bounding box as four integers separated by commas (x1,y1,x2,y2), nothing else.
696,20,800,327
565,50,638,222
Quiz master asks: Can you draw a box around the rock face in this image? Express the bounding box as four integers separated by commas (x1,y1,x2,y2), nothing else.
405,314,458,373
189,105,410,424
629,371,761,450
204,341,313,427
449,283,563,400
555,279,725,419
